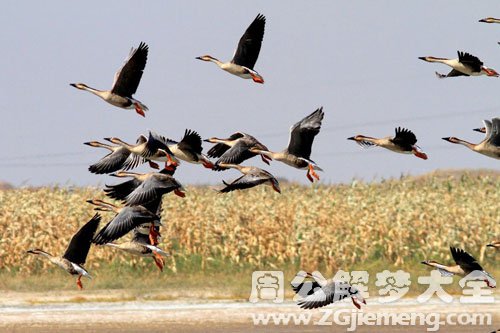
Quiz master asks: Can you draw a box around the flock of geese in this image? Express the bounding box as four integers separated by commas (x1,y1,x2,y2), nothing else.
27,14,498,312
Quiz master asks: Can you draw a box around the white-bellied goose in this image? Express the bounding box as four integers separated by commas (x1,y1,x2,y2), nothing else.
196,14,265,83
348,127,428,160
164,129,214,169
291,271,366,309
105,132,178,170
442,118,500,160
87,199,161,246
70,42,149,117
479,17,500,24
105,229,169,271
104,170,185,206
27,214,100,290
422,247,496,288
250,108,324,182
205,132,271,170
84,141,144,174
487,241,500,249
419,51,499,78
217,163,280,193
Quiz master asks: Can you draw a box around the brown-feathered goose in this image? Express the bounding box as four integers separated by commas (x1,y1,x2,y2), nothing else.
84,141,144,174
104,170,185,206
348,127,428,160
443,118,500,160
421,247,496,288
87,200,161,246
250,107,324,182
291,271,366,309
196,14,265,83
27,214,101,290
70,42,149,116
418,51,498,78
217,163,280,193
204,132,271,169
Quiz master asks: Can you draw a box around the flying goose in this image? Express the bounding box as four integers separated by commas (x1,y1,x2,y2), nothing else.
442,118,500,160
418,51,498,78
70,42,149,117
105,132,178,170
105,229,169,271
87,199,161,246
27,214,100,290
196,14,265,83
104,170,185,206
249,107,325,182
348,127,428,160
422,247,496,288
164,129,214,169
291,271,366,309
217,163,280,193
84,141,144,174
204,132,271,169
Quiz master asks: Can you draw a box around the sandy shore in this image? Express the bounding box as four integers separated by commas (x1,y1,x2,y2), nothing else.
0,291,498,332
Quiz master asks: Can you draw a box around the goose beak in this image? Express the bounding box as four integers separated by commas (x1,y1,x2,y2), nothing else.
69,83,77,88
442,137,451,142
479,19,487,23
472,128,484,133
347,136,356,141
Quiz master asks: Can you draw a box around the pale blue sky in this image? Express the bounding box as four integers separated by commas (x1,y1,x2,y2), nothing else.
1,1,499,186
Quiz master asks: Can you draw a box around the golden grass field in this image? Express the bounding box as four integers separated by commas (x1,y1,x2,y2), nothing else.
0,170,499,295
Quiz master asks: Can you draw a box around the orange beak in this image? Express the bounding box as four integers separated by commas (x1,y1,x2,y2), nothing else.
174,189,186,198
251,73,264,84
413,151,428,160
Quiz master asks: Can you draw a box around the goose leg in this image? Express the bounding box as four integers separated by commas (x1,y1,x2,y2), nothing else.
152,251,165,272
76,274,83,290
149,224,160,245
308,164,320,181
165,154,178,171
134,103,145,117
202,160,215,169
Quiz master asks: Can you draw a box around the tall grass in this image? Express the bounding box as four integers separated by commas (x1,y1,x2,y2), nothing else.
0,172,498,291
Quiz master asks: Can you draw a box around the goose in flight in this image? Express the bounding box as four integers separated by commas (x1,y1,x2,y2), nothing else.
204,132,271,169
70,42,149,117
419,51,498,78
84,140,144,174
250,107,324,182
348,127,428,160
87,199,161,246
105,132,178,170
196,14,265,83
105,228,169,271
422,247,496,288
104,170,185,207
291,271,366,309
27,214,101,290
442,118,500,160
163,129,214,169
217,163,280,193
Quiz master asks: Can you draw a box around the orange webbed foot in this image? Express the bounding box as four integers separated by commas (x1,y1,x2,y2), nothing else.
134,103,145,117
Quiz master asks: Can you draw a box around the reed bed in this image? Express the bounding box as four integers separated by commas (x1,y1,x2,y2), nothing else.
1,172,498,278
